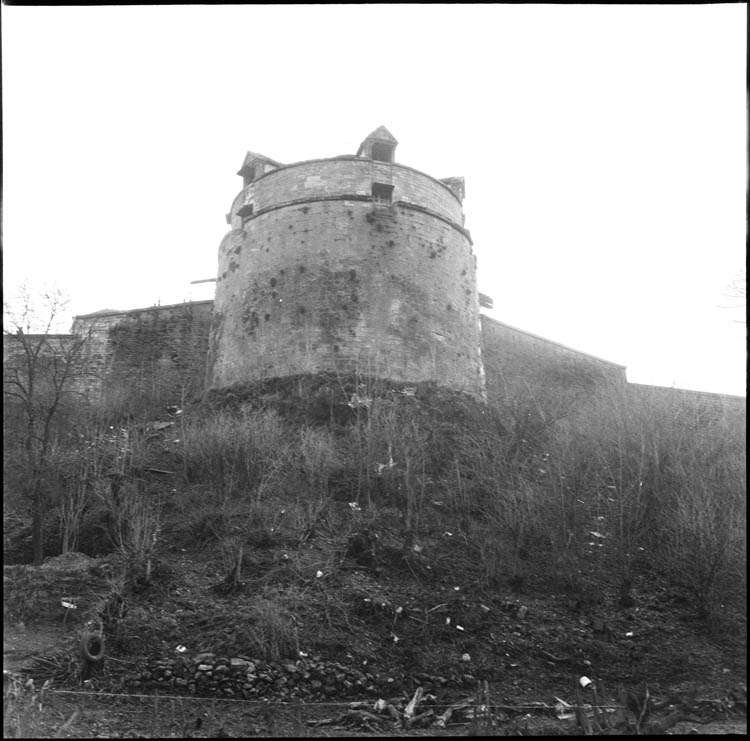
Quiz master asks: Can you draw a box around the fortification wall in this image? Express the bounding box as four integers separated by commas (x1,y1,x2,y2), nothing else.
480,315,627,403
71,301,213,404
209,158,485,397
626,382,745,425
8,302,742,423
12,135,737,414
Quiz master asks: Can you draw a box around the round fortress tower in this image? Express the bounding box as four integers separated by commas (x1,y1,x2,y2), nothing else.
207,126,486,397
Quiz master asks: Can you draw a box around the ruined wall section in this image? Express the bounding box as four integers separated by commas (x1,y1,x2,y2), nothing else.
72,301,213,407
209,158,485,397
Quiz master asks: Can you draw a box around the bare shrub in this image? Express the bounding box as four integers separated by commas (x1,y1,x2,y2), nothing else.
545,384,746,614
469,485,543,589
346,398,431,535
663,480,746,620
241,596,300,661
540,423,593,572
51,411,114,555
181,408,290,495
572,389,666,595
55,445,92,555
98,478,162,585
51,406,162,561
179,409,294,587
462,365,603,587
657,410,746,620
343,377,389,511
457,418,547,588
294,426,341,539
299,426,339,495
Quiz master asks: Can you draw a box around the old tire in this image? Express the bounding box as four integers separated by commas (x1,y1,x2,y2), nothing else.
80,632,105,663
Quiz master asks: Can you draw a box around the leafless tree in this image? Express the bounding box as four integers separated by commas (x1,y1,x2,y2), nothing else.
719,270,746,324
3,285,88,565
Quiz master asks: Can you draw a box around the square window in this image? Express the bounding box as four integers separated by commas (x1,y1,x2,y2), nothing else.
371,143,394,162
372,183,394,203
237,203,254,219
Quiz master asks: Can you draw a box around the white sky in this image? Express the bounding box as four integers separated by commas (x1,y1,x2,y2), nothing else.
2,4,746,396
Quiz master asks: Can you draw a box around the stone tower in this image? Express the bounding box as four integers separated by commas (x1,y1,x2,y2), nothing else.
206,126,486,397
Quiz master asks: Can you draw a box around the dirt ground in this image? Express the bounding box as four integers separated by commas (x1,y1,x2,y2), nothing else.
3,672,746,738
3,542,747,737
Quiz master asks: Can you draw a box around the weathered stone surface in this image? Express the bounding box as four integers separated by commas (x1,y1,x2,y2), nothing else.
69,301,213,400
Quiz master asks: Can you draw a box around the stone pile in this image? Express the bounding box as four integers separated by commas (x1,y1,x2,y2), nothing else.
131,653,476,700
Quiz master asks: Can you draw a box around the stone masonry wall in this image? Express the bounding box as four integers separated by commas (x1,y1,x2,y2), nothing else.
626,382,745,425
228,158,465,231
7,305,742,422
480,315,627,404
71,301,213,405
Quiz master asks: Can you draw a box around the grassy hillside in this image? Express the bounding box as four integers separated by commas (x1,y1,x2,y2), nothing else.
3,371,746,735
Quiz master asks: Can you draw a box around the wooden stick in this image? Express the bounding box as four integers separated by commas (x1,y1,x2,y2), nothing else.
406,709,435,729
576,687,593,736
55,710,80,738
435,706,453,728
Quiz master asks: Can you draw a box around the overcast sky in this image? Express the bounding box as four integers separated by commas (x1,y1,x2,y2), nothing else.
2,4,746,395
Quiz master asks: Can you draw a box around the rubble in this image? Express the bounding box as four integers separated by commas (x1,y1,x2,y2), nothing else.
131,652,482,700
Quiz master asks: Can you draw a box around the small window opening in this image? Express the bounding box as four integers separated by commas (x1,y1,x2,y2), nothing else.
371,143,394,163
238,203,254,219
238,203,254,225
242,166,256,187
372,183,394,203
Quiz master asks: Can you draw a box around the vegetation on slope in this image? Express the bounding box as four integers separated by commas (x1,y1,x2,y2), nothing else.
3,364,747,735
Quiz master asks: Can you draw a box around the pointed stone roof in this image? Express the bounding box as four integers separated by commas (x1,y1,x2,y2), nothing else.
363,125,398,144
236,151,284,177
356,126,398,158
